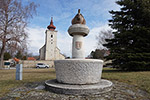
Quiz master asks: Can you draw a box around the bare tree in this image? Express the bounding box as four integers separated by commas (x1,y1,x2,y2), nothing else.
0,0,37,68
96,30,113,50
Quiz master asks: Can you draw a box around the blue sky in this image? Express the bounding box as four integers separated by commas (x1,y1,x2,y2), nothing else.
25,0,120,57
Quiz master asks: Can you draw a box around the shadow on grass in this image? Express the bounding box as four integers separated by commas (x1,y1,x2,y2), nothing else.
0,72,15,74
23,71,55,74
22,68,56,74
102,68,127,73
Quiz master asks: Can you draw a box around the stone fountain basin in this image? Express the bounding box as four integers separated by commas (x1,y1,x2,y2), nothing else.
54,59,103,85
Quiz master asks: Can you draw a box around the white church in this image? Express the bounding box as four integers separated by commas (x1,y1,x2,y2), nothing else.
39,17,65,60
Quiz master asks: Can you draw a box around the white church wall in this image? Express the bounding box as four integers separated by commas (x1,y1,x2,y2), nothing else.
55,47,59,60
59,53,65,59
39,45,45,60
45,30,57,60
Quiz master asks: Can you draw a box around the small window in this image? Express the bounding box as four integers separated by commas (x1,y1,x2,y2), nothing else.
51,42,53,44
4,62,10,65
38,63,43,65
51,35,53,38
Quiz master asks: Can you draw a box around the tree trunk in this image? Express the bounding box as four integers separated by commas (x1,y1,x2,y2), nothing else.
0,51,4,69
0,36,6,69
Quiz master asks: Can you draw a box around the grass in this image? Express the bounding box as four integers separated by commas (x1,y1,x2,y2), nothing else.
0,68,56,97
0,68,150,97
102,68,150,93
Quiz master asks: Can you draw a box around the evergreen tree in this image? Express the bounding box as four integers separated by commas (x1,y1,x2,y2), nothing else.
15,51,23,59
90,49,106,59
4,52,11,60
104,0,150,71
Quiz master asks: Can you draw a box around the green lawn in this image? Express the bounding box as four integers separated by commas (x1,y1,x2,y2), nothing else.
0,68,150,97
102,68,150,93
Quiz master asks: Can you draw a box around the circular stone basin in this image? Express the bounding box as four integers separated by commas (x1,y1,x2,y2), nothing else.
54,59,103,85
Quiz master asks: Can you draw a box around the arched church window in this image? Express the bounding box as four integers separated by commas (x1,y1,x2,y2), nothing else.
51,35,53,38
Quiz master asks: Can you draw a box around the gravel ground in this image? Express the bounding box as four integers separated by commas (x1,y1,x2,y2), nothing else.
1,80,150,100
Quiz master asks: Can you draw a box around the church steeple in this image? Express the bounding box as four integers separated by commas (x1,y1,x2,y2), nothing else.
47,17,56,31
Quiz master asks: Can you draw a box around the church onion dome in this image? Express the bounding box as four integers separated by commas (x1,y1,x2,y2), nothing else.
71,9,86,25
47,17,56,31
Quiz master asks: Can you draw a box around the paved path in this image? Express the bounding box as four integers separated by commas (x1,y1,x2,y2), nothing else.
1,81,150,100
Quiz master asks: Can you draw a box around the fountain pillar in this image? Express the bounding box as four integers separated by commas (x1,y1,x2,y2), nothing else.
45,9,113,95
72,35,84,58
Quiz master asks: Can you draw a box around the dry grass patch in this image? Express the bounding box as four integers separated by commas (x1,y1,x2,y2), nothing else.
102,68,150,93
0,68,55,97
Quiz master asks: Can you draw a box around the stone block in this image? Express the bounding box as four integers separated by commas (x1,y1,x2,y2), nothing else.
16,64,22,80
16,64,22,72
16,72,22,80
54,59,103,85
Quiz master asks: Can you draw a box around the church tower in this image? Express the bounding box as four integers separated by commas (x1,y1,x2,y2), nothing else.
39,17,65,60
45,17,57,60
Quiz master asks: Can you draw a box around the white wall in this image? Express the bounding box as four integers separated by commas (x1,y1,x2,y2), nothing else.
45,30,57,60
39,29,65,60
20,60,54,68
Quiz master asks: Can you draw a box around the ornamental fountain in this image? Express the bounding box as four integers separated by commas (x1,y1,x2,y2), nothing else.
45,9,112,95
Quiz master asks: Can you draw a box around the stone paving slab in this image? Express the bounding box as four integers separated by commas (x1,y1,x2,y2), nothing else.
1,81,150,100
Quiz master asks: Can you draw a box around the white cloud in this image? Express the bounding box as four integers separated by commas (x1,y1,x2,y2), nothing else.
26,27,46,55
57,31,72,57
85,24,112,56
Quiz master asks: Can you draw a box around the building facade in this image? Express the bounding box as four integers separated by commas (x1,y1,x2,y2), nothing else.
39,17,65,60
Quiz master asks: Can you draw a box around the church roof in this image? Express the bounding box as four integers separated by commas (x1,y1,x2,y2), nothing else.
47,17,56,31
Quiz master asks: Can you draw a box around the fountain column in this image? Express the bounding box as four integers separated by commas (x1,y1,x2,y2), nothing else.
68,9,89,59
45,9,113,95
